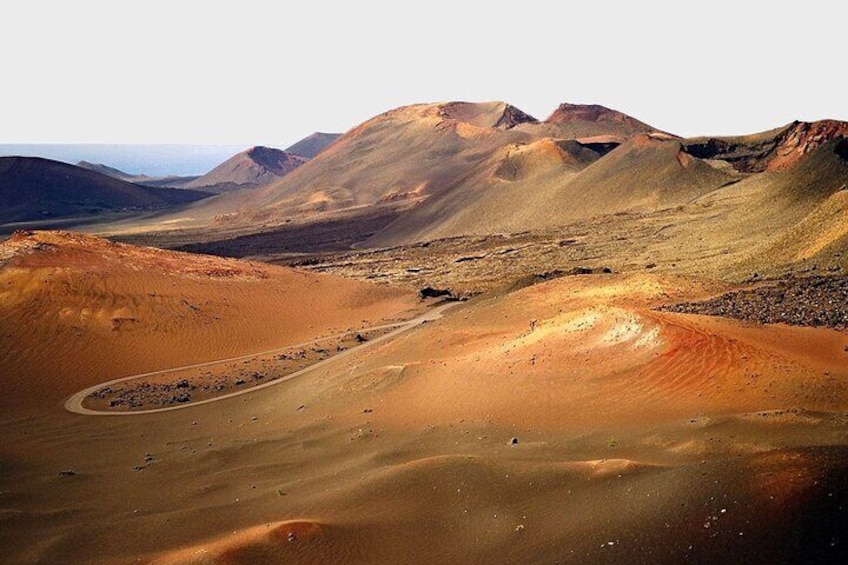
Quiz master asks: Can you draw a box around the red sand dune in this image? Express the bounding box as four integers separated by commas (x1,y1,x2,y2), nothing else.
0,230,420,412
2,266,848,563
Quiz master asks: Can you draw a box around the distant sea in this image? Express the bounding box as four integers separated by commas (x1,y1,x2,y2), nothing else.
0,144,253,176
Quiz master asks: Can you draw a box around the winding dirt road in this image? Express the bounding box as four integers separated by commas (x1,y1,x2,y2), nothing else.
65,301,459,416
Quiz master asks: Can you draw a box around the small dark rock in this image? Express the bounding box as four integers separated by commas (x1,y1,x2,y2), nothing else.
419,286,455,300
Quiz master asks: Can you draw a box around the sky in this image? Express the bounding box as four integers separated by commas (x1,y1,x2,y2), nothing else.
2,1,845,148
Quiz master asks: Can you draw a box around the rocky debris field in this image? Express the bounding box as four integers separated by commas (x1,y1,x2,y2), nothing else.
285,226,635,295
84,327,393,411
660,276,848,329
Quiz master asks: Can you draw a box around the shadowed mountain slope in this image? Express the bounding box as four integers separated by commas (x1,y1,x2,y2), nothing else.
183,146,308,193
0,157,210,224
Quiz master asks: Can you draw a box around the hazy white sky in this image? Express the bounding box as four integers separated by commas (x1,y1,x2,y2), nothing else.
3,1,844,146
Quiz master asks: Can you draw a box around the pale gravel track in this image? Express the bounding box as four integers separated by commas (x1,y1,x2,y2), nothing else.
65,301,459,416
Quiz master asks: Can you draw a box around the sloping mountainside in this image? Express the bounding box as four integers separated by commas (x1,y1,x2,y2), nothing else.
368,133,735,245
710,139,848,275
76,161,199,189
225,101,663,220
365,117,848,248
284,132,342,158
184,146,308,193
684,120,848,172
536,102,662,139
76,161,148,183
0,157,210,224
99,102,848,280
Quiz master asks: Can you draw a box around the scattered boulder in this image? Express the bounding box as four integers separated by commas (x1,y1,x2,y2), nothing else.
419,286,455,300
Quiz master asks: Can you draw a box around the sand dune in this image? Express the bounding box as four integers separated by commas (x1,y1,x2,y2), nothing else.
3,268,847,563
337,274,848,429
0,231,419,412
150,520,352,565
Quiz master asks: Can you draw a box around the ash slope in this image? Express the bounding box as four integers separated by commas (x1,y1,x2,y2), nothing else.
284,132,342,158
0,230,419,412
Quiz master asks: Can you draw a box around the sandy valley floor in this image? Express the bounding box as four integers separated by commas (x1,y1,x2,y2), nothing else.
2,235,847,563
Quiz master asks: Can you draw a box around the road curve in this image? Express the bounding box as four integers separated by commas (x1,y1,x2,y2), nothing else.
65,301,459,416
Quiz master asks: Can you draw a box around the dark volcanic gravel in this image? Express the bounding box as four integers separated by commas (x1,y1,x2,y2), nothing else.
660,276,848,330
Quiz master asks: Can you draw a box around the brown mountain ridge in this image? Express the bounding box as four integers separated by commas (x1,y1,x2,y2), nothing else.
98,101,848,278
0,156,210,225
184,146,308,193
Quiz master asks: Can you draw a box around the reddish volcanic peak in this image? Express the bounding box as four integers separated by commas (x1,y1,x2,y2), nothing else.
684,119,848,173
495,103,540,129
437,101,539,130
768,120,848,171
184,146,307,192
546,103,651,129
